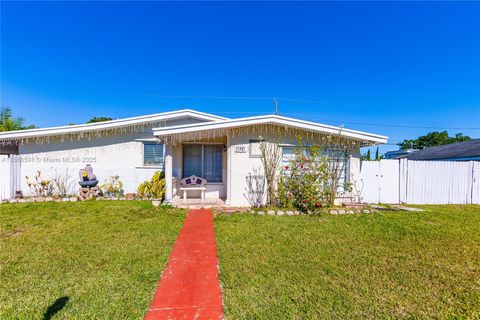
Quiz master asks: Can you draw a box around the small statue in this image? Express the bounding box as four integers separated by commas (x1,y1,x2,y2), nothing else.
78,164,100,200
78,164,98,187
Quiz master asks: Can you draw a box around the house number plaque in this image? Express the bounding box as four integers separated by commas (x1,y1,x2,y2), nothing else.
234,146,246,154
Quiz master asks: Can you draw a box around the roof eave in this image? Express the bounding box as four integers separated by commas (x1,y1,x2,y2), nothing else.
0,109,227,141
153,115,388,145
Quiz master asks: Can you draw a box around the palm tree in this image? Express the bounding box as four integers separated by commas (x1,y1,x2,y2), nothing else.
0,107,35,131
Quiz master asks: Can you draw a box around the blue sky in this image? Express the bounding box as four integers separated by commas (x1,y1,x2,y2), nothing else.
1,1,479,154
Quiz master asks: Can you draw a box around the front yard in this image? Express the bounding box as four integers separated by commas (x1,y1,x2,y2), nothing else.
0,201,186,319
1,202,479,319
215,205,480,319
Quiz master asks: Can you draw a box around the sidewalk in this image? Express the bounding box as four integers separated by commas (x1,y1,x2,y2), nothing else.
145,208,224,320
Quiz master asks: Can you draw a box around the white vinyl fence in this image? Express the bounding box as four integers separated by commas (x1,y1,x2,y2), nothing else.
0,155,21,202
359,159,480,204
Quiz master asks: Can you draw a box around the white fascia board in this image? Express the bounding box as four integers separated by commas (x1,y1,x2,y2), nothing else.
0,109,227,140
153,115,388,144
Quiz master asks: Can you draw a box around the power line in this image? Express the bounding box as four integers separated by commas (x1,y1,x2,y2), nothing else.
149,95,480,130
211,111,480,130
278,113,480,130
151,95,273,101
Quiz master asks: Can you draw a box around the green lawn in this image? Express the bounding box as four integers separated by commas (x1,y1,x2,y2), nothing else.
215,205,480,319
0,201,186,319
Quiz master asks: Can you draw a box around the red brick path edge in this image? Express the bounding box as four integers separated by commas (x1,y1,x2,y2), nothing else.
145,209,224,320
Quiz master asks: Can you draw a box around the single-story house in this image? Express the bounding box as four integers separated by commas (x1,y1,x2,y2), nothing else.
0,109,387,206
403,139,480,161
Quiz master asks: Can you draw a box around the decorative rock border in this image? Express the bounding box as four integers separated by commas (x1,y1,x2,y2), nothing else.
1,195,156,205
246,207,378,215
328,208,378,214
249,209,302,216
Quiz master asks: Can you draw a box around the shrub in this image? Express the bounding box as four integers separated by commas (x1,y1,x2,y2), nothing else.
52,169,75,197
276,137,350,212
137,171,166,199
100,175,124,197
25,171,53,197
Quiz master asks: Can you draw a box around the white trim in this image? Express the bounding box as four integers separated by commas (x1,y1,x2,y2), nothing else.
0,109,227,141
135,138,161,142
135,166,164,169
153,114,388,144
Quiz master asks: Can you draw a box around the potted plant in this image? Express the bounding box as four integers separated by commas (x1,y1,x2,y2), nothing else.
137,171,166,207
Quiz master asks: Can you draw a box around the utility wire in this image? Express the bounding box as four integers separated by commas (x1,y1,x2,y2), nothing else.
150,95,480,130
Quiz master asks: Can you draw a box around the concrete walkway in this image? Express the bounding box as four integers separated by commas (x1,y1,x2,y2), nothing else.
145,209,224,320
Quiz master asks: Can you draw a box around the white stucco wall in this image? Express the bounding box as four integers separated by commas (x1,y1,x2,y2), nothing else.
17,130,165,196
13,116,210,197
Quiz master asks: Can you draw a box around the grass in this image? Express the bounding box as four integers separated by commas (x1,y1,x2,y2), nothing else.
215,205,480,319
0,201,186,319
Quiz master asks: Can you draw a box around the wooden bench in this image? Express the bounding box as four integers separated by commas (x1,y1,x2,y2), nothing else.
179,175,207,200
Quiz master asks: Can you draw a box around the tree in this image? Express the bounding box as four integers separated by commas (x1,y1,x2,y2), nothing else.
86,117,113,123
398,131,471,150
0,107,35,132
258,137,283,206
361,149,371,161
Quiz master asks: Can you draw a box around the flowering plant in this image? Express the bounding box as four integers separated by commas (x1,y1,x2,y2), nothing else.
277,137,349,212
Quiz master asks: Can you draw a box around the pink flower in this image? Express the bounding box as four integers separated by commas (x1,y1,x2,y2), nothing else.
285,166,289,170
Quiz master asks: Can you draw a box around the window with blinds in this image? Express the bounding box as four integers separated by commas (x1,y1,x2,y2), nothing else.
143,142,164,166
281,146,348,189
183,144,223,183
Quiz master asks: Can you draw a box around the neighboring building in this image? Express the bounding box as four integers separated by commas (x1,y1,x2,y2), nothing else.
404,139,480,161
384,149,418,159
0,109,387,206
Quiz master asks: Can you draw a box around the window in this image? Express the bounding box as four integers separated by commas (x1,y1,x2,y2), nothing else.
281,145,348,189
183,144,223,183
143,142,164,166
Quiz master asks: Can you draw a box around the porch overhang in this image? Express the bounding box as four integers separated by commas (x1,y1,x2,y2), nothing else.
153,114,388,146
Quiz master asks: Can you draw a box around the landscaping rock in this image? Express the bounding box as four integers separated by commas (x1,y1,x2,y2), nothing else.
363,209,370,213
125,193,135,200
54,198,62,202
35,197,45,203
111,197,118,201
119,197,126,201
294,210,301,215
347,210,354,214
249,210,255,214
330,210,338,214
8,199,18,204
267,210,276,215
69,197,78,202
257,211,265,215
17,198,26,203
277,210,285,216
286,210,294,216
62,197,70,202
152,199,161,207
45,197,54,202
25,198,35,203
338,209,346,214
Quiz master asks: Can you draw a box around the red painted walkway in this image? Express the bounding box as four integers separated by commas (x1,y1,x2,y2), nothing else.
145,209,224,320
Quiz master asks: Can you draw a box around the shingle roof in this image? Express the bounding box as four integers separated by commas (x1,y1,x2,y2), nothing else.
405,139,480,160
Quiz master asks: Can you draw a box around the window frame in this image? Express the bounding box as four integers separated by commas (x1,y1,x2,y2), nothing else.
182,143,224,183
142,142,165,167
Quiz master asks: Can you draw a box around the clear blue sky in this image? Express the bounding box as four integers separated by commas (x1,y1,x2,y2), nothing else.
1,1,479,154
